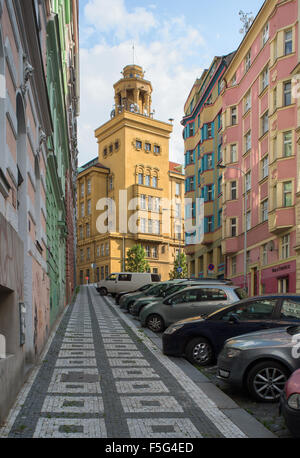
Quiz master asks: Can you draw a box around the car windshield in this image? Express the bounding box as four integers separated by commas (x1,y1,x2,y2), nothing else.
287,326,300,336
145,284,167,296
234,288,248,300
161,284,186,297
138,283,153,292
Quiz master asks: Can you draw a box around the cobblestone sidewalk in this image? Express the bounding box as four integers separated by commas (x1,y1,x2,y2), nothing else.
0,286,275,438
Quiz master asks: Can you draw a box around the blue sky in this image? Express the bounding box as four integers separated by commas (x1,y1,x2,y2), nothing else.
78,0,265,166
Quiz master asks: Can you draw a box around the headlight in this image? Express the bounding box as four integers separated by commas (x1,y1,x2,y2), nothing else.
226,348,241,359
164,324,184,335
287,394,300,410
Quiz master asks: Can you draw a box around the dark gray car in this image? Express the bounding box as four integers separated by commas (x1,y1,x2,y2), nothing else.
217,325,300,403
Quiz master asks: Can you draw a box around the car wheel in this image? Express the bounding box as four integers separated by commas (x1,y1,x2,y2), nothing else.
146,314,165,333
99,287,107,296
185,337,214,366
246,360,290,403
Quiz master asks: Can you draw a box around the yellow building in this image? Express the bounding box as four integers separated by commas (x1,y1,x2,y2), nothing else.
76,65,185,283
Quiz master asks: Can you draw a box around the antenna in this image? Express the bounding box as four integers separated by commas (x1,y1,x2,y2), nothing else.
132,43,135,65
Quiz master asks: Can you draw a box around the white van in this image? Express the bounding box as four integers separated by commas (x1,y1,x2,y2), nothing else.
96,272,160,296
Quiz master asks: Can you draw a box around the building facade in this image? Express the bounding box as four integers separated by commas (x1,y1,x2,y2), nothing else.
182,54,235,279
76,65,185,283
0,0,52,423
221,0,299,294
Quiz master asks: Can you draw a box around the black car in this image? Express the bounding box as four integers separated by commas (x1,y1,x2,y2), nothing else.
162,294,300,366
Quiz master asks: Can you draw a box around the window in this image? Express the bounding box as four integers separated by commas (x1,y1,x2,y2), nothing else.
97,246,100,257
280,299,300,320
79,226,83,240
261,111,269,135
145,175,150,186
261,67,269,91
152,176,158,188
285,30,293,55
244,91,251,113
262,155,269,179
106,243,109,256
284,81,292,106
80,183,84,197
281,234,290,259
207,154,213,169
246,211,251,231
221,300,277,321
231,73,237,86
80,249,84,262
138,173,143,185
230,218,237,237
80,203,84,217
262,244,268,266
118,274,132,282
140,218,146,233
115,140,119,150
230,144,237,163
103,147,107,157
109,144,113,154
245,131,251,152
175,183,180,196
189,150,194,163
140,194,146,210
231,106,237,125
273,87,277,111
261,199,268,222
87,247,90,260
245,172,251,192
86,223,90,238
175,203,181,218
245,50,251,72
283,131,292,157
199,289,228,301
207,216,213,233
148,219,153,234
231,256,237,275
153,220,160,234
154,145,160,154
101,244,104,256
145,245,151,257
145,143,151,152
136,140,142,149
148,196,153,211
109,176,113,190
207,123,212,138
230,181,237,200
207,185,213,201
283,181,292,207
154,197,160,212
262,22,269,46
153,246,158,258
87,199,91,215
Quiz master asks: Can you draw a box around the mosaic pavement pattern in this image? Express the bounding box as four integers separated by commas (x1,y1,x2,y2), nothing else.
0,286,250,438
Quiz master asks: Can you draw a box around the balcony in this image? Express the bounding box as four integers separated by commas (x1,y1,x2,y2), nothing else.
268,207,295,234
223,237,239,254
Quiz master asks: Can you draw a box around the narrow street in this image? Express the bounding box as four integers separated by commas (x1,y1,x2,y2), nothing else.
0,286,275,439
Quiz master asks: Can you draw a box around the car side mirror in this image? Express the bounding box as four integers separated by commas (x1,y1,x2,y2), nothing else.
229,313,240,324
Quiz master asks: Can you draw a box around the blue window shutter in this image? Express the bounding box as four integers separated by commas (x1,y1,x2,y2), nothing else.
211,152,214,167
201,187,204,199
193,149,195,163
211,123,215,138
204,155,208,171
197,144,200,158
204,186,208,202
204,217,208,233
201,127,204,142
204,124,208,140
212,215,215,231
212,184,215,200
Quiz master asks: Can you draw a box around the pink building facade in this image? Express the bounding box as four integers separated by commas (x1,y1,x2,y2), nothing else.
221,0,300,295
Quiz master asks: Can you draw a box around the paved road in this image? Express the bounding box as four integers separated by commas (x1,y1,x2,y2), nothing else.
0,286,275,438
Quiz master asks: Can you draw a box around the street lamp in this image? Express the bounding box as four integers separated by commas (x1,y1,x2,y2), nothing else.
218,163,248,292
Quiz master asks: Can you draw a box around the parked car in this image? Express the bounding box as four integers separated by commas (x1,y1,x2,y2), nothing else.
162,295,300,367
119,280,184,310
115,283,154,305
217,325,300,403
96,272,160,296
140,284,247,333
280,368,300,437
130,279,237,317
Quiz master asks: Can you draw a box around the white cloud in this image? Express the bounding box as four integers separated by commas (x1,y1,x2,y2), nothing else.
78,1,205,166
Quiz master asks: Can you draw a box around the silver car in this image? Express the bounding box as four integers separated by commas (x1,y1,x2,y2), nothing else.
139,285,246,333
217,325,300,403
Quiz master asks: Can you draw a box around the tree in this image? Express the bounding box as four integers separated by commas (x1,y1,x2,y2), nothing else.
125,244,150,273
169,252,188,279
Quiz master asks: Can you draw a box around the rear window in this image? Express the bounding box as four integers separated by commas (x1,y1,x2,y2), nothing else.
234,288,248,300
200,288,227,301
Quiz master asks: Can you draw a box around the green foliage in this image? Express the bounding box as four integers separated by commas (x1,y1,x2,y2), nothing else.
169,252,188,279
125,245,150,273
